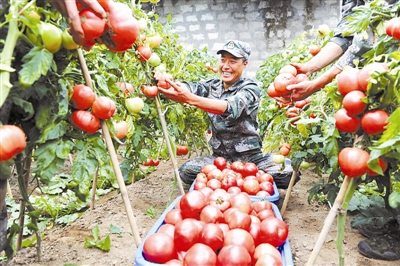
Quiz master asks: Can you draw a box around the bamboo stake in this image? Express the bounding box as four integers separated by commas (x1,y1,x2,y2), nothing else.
90,167,99,210
306,176,351,266
77,48,141,246
154,96,185,195
280,170,297,217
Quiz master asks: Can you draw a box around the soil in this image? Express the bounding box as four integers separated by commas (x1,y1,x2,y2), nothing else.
2,156,399,266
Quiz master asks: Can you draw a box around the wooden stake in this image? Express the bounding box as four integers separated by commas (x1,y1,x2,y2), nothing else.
90,167,99,210
6,180,13,199
306,176,351,265
154,96,185,195
280,170,297,217
77,48,141,247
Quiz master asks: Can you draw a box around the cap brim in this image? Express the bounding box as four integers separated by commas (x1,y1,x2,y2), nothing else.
217,49,244,58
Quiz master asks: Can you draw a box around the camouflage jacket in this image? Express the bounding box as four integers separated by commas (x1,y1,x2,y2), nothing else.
183,77,263,161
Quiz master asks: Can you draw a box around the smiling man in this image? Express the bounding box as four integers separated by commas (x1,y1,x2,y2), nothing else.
154,39,298,189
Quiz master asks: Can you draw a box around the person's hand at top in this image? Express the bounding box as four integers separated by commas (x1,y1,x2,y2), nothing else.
290,63,312,76
49,0,107,46
275,79,317,103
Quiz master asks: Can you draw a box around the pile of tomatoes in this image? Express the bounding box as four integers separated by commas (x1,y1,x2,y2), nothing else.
191,157,276,198
141,190,288,265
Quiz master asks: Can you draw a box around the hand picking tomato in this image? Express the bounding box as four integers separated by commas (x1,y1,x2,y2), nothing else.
79,8,106,39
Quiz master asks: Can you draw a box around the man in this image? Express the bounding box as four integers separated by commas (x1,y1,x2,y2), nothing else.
155,40,298,189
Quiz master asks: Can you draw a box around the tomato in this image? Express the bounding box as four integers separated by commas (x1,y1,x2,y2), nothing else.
279,146,290,156
148,53,161,67
147,34,162,48
70,84,96,110
164,259,183,265
165,209,183,225
199,186,214,199
361,110,389,135
300,161,310,169
217,245,252,266
366,158,388,176
137,17,148,32
179,190,207,219
152,159,160,166
125,97,144,114
195,173,208,184
157,224,175,238
201,164,217,175
41,22,62,53
0,125,26,162
199,223,224,252
267,83,281,98
71,110,100,134
338,147,370,178
199,205,224,224
174,218,201,251
92,96,116,120
61,29,80,50
142,85,158,97
295,73,309,83
206,179,221,190
136,45,152,62
143,158,154,167
224,208,252,230
242,162,258,177
214,156,227,170
253,243,282,265
224,228,255,257
334,108,360,133
227,186,242,195
257,209,276,221
272,154,285,164
183,243,217,266
252,200,272,213
100,1,139,52
255,253,283,266
309,44,321,56
116,82,134,95
143,233,176,264
342,90,367,115
221,174,237,190
157,73,173,89
229,192,252,214
176,145,189,155
274,73,296,95
336,67,361,95
113,120,128,139
230,161,244,174
258,173,274,183
209,189,231,212
208,168,224,181
259,217,289,247
243,179,260,195
358,63,389,91
279,65,297,76
79,8,106,39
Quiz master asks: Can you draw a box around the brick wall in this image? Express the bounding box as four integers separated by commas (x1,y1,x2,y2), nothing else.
142,0,341,79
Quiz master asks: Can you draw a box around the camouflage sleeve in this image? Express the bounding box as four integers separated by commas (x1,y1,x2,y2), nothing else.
182,79,214,97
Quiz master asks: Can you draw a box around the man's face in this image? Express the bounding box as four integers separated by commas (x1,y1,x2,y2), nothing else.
219,52,248,88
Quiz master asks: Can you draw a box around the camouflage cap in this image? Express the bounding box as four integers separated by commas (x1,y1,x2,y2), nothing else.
217,40,251,60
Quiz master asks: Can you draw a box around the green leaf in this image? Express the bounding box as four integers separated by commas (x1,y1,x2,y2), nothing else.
55,213,80,225
0,160,13,180
92,224,100,241
109,224,123,235
19,46,53,86
95,235,111,252
11,96,35,121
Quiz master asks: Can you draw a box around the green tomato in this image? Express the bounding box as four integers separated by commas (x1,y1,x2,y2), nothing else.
137,18,148,32
148,53,161,67
291,56,300,63
272,154,285,164
268,103,278,112
61,29,79,50
300,161,310,169
388,191,400,209
26,27,41,46
154,63,167,73
41,22,62,53
125,97,144,114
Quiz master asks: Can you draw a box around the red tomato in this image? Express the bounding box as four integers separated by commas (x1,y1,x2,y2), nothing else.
252,200,273,213
174,218,201,251
79,8,105,39
258,173,274,183
199,186,214,199
100,1,139,52
196,172,208,183
366,158,388,176
274,73,296,95
0,125,26,162
164,209,183,225
201,164,217,175
207,178,222,190
230,161,245,174
385,17,400,36
218,245,252,266
227,186,242,195
309,44,321,56
193,181,206,190
113,121,128,139
253,243,283,265
295,73,309,83
143,233,176,264
294,99,309,109
255,253,283,266
229,192,252,214
221,174,237,190
259,217,289,247
259,181,274,195
334,108,360,133
142,158,154,167
217,223,230,237
209,189,231,212
279,64,297,76
179,190,207,219
257,209,276,221
214,156,227,170
361,110,389,135
358,63,389,91
256,190,271,197
337,67,361,95
91,96,116,120
224,229,255,257
342,90,367,115
183,243,217,266
199,205,224,224
158,224,175,238
242,162,259,177
136,45,152,62
267,83,281,98
176,145,189,155
164,259,183,265
279,146,290,156
224,208,252,230
338,147,370,178
243,178,261,195
71,110,100,134
249,222,261,246
116,81,134,95
142,85,158,97
70,84,96,110
208,168,224,181
152,159,160,166
199,223,224,252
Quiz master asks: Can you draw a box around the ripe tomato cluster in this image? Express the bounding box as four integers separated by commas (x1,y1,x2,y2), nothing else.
176,145,189,156
335,65,390,135
142,191,288,265
0,125,27,162
335,64,391,178
69,84,117,135
385,17,400,40
142,158,160,167
268,64,310,98
192,157,276,198
71,0,140,52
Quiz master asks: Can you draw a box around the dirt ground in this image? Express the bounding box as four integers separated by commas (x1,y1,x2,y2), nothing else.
3,156,399,266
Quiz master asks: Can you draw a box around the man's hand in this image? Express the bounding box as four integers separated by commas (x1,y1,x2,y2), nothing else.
275,80,315,103
157,79,192,104
49,0,107,46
